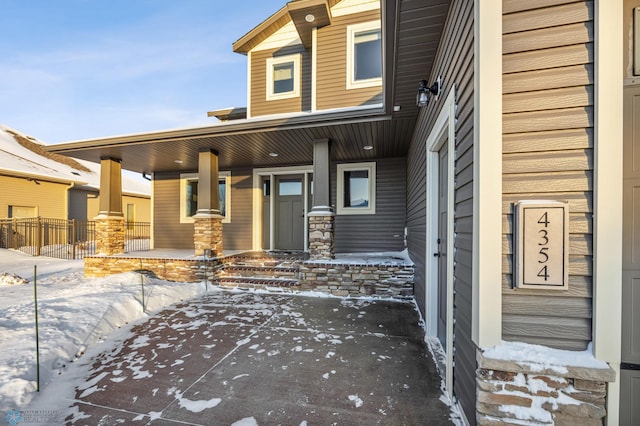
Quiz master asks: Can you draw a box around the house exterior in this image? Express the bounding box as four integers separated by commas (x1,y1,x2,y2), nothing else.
0,125,150,222
47,0,636,424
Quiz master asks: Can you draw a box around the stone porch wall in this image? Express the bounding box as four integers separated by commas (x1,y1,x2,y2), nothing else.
84,256,224,283
84,256,414,298
476,351,616,425
298,261,414,297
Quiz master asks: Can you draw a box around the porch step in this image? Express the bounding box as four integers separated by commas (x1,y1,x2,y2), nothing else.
216,276,299,289
224,251,308,268
216,251,305,289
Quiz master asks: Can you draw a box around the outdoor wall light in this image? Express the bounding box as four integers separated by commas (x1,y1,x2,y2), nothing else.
416,77,442,107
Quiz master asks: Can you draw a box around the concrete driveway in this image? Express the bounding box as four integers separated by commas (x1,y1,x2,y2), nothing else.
66,291,454,425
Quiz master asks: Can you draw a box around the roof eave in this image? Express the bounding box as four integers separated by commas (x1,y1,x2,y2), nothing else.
47,107,388,154
232,5,290,54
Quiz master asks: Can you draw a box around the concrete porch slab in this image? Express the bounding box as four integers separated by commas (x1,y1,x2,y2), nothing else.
67,291,454,425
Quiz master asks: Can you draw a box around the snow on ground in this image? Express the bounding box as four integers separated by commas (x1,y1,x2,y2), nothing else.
0,249,206,412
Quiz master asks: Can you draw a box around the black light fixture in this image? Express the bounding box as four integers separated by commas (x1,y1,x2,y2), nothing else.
416,77,442,107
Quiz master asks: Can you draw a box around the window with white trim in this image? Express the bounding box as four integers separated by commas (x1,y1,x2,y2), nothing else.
266,54,300,101
336,162,376,215
346,21,382,90
180,172,231,223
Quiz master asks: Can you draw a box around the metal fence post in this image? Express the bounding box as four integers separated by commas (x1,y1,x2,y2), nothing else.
71,219,76,260
12,218,17,249
35,217,41,256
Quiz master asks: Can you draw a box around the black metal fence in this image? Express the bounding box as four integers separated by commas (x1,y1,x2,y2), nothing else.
0,218,150,259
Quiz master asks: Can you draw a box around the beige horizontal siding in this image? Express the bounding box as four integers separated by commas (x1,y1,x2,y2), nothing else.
503,128,592,153
249,46,310,117
0,175,68,219
503,21,593,54
153,170,254,251
503,1,592,34
221,169,253,250
502,149,592,173
501,0,594,350
504,43,593,74
503,106,593,134
153,173,193,249
315,9,383,110
503,275,592,298
503,64,593,94
503,86,593,114
503,0,583,14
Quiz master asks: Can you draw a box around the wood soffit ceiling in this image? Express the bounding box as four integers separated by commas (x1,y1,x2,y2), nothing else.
48,0,451,175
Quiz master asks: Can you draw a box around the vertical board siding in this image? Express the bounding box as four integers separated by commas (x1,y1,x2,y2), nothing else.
333,157,406,253
153,171,254,250
316,9,383,110
501,0,594,350
405,0,476,422
249,45,311,117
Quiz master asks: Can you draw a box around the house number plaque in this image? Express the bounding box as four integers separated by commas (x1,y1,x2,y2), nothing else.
514,201,569,290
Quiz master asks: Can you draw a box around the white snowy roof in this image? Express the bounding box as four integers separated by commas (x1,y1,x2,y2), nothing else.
0,125,150,197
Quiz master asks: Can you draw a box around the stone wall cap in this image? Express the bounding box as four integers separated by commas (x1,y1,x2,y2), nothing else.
477,342,616,382
308,211,335,217
94,215,125,220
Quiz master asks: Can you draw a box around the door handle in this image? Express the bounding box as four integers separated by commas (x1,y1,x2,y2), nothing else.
434,252,441,257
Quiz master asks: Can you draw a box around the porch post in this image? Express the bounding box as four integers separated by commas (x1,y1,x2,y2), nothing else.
193,148,223,256
308,138,335,259
95,156,125,255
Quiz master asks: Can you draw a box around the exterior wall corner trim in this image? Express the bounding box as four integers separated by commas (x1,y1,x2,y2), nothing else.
472,0,503,349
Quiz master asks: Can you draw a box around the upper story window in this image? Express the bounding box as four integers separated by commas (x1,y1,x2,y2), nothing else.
266,54,301,101
347,21,382,90
180,172,231,224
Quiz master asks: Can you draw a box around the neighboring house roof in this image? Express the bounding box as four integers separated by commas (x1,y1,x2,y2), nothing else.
0,125,150,197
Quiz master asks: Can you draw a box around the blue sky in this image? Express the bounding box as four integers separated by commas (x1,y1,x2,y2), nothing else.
0,0,282,144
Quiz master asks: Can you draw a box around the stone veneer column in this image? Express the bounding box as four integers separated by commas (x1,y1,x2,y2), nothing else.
308,214,334,260
193,149,223,256
95,157,125,255
475,349,615,425
95,217,125,255
308,139,335,260
193,216,223,257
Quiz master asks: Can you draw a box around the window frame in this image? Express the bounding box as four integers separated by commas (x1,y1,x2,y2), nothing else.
179,171,231,224
336,162,376,215
346,20,382,90
266,54,301,101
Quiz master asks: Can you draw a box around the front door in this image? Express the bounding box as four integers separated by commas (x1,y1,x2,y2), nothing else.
275,175,304,250
621,85,640,425
437,144,449,347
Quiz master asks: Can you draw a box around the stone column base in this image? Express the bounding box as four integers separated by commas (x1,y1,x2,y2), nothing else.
308,214,335,260
193,215,223,256
476,348,615,425
95,217,125,255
